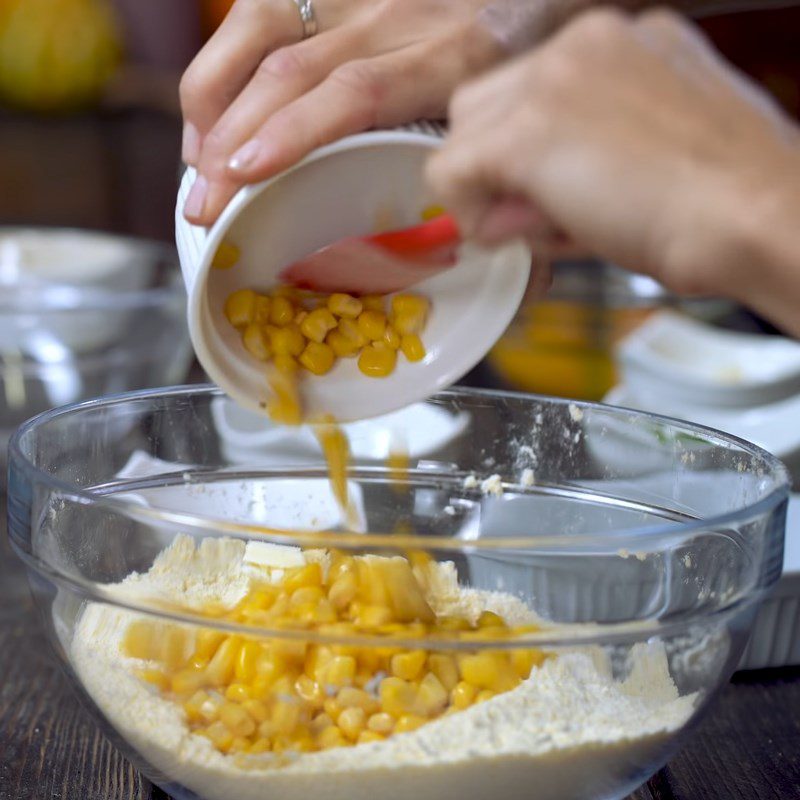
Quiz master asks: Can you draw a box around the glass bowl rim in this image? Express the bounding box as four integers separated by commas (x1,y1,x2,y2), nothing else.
8,383,790,554
0,229,183,313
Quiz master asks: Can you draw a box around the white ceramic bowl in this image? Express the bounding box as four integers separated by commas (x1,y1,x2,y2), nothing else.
175,127,530,421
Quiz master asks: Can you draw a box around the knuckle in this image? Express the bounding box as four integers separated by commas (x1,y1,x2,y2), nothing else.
568,7,631,47
179,67,205,110
330,60,387,106
257,46,307,80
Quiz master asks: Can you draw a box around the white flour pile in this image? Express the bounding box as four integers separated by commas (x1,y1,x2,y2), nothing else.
69,536,697,800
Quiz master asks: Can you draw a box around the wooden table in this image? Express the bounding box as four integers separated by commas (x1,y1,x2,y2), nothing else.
1,496,799,800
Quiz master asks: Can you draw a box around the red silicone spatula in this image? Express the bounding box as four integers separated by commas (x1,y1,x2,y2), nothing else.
279,213,461,295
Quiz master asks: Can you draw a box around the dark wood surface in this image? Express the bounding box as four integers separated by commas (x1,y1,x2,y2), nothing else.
1,496,799,800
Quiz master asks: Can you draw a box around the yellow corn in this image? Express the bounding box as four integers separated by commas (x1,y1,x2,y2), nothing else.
242,324,271,361
357,730,384,744
391,294,430,320
382,326,401,350
428,654,459,691
415,672,448,716
328,293,363,318
337,687,379,714
421,205,445,221
451,681,477,710
220,702,256,737
269,295,295,326
301,308,338,343
267,366,302,425
212,240,240,270
337,706,366,741
337,318,367,347
137,668,170,693
357,310,387,341
379,677,417,718
318,726,347,750
360,295,384,312
395,714,427,734
391,650,426,682
270,324,305,357
300,341,335,375
367,712,394,734
206,636,240,686
400,334,426,362
224,289,257,329
358,345,396,378
254,296,271,324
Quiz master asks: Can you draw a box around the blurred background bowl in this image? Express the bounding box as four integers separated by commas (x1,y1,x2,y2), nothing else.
0,228,191,479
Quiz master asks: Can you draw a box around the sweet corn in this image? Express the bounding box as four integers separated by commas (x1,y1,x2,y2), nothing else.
242,324,271,361
328,293,363,318
326,330,360,358
357,310,387,341
254,296,272,324
391,294,429,320
131,547,547,758
421,205,445,221
400,334,426,362
360,295,384,312
337,318,367,346
337,706,366,741
269,296,295,326
270,324,305,357
212,241,240,270
395,714,427,733
224,289,257,328
301,308,338,343
358,345,396,377
391,650,426,682
300,341,335,375
382,326,401,350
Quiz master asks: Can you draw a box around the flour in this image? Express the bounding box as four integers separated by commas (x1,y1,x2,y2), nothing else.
70,536,698,800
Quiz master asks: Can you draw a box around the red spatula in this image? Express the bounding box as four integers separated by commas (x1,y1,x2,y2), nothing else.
279,213,461,295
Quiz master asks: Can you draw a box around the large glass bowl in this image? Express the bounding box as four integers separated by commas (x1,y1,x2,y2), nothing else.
0,228,192,479
7,386,789,800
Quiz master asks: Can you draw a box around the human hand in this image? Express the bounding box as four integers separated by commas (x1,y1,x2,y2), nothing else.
427,9,800,332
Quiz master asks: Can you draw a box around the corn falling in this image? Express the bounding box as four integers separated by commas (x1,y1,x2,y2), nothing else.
123,552,547,758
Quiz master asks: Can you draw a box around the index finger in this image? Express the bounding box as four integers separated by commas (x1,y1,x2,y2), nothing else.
180,0,304,161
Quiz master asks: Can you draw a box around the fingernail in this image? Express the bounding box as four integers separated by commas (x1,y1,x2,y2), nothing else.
184,175,208,220
228,140,261,173
182,122,200,165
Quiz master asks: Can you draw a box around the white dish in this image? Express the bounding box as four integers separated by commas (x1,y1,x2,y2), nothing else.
175,127,530,422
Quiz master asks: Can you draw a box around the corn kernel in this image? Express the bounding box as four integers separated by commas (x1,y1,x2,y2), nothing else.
337,706,366,741
269,296,295,326
328,293,363,318
391,651,426,682
183,690,210,723
323,697,343,722
270,324,305,357
326,329,360,358
428,654,459,691
205,636,240,686
224,683,252,703
230,736,251,753
234,641,261,683
360,295,384,312
273,700,301,735
138,668,170,693
400,334,426,362
220,702,256,737
300,341,335,375
323,655,357,689
415,672,448,716
383,326,401,350
476,689,496,704
337,317,368,347
328,572,357,610
478,611,506,628
267,367,302,425
204,720,235,752
337,687,379,714
194,629,226,662
358,345,397,378
171,667,206,695
254,296,271,323
451,681,477,710
248,738,271,754
295,675,325,708
224,289,257,328
242,699,270,723
284,563,323,592
242,323,271,361
301,308,338,343
379,677,417,718
291,586,325,606
367,711,394,734
395,714,427,733
357,310,387,341
318,726,347,750
391,294,429,319
511,648,547,678
358,730,384,744
421,204,446,221
310,712,334,734
212,241,240,270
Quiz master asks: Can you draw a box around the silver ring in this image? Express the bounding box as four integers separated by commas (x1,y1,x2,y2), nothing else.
293,0,318,39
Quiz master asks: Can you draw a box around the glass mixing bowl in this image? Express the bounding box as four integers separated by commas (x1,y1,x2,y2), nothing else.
7,386,789,800
0,229,192,480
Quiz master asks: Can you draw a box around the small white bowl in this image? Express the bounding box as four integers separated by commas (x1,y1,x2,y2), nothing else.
175,126,530,422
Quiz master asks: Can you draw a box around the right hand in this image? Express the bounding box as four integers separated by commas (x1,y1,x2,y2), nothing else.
427,9,800,332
